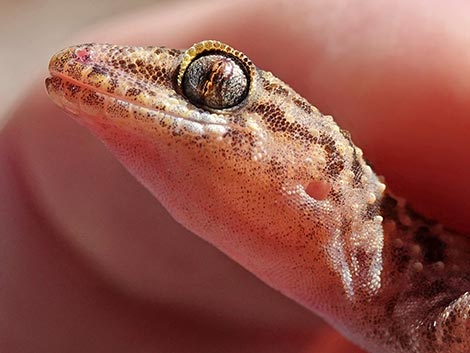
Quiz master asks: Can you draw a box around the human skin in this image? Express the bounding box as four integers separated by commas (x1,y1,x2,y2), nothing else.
1,1,469,352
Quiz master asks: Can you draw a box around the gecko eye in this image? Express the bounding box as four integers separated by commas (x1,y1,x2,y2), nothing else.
177,40,255,111
182,54,248,110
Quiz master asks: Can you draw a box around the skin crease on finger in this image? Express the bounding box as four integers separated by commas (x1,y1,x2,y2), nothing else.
1,0,469,352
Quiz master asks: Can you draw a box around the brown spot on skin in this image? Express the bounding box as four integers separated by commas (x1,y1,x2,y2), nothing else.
126,87,142,96
339,128,363,188
350,156,363,187
82,91,104,107
89,65,108,76
64,61,83,81
222,129,256,158
229,113,247,128
264,82,289,97
65,82,81,97
365,200,380,221
267,157,288,180
328,188,344,204
107,77,118,93
251,103,319,143
318,134,345,178
391,246,411,273
128,63,138,74
341,219,353,240
414,226,447,264
253,103,285,131
45,76,62,91
292,97,314,115
380,194,399,222
166,48,181,57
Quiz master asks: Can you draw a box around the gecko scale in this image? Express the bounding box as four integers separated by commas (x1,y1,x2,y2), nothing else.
46,40,470,353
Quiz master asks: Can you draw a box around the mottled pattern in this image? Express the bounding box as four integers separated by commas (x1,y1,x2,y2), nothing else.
46,41,470,353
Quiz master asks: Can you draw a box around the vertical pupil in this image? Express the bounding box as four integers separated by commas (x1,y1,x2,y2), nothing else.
182,53,249,110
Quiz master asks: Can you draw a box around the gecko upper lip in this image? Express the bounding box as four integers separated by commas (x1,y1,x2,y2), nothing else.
46,68,230,129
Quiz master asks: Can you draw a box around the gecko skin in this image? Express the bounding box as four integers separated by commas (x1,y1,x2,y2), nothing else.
46,41,470,353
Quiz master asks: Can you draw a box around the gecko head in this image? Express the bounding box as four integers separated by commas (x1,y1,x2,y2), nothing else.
46,41,383,280
48,40,339,210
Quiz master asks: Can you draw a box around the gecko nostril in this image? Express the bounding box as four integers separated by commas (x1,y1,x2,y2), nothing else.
73,46,93,64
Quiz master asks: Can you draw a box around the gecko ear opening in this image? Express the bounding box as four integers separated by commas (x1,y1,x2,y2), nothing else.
305,180,331,201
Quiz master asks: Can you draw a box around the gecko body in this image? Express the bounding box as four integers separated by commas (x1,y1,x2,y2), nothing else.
46,41,470,353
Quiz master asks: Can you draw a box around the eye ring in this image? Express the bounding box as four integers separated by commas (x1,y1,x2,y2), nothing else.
177,40,255,111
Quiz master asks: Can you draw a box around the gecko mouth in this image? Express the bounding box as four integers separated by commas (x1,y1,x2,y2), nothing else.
45,69,230,133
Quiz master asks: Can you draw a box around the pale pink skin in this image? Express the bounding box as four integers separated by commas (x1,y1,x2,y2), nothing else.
1,1,470,352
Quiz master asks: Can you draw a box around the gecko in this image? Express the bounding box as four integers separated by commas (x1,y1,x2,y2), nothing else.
45,40,470,353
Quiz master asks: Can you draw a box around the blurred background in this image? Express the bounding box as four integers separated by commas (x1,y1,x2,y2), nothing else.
0,0,175,123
